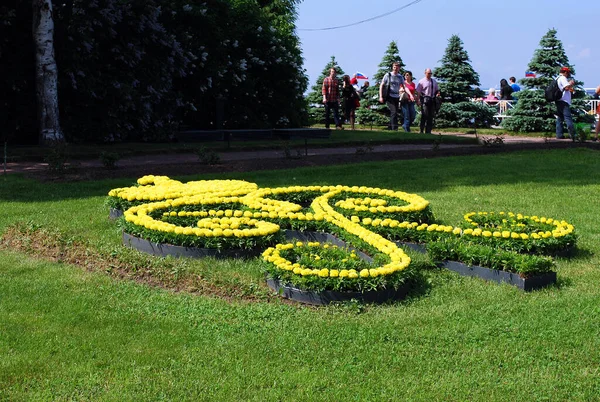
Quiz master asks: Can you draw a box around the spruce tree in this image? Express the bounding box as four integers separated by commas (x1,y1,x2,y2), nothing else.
433,35,493,128
433,35,481,103
503,28,590,133
306,56,345,124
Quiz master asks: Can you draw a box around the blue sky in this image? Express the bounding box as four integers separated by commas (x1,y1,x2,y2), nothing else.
296,0,598,92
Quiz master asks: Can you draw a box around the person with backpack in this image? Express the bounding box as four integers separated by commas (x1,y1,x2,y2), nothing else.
379,62,411,131
554,66,576,140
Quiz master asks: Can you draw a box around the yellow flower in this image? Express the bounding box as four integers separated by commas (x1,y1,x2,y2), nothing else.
301,268,312,276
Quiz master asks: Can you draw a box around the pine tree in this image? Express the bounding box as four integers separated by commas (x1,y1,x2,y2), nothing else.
433,35,481,103
503,28,590,133
306,56,345,124
361,41,406,126
433,35,493,128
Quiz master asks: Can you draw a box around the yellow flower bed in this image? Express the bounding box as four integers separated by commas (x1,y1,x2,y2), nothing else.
109,176,575,282
109,176,257,203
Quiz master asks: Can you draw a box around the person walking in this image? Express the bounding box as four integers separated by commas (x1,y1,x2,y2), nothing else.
555,66,576,140
358,81,370,100
379,62,409,131
341,75,359,130
322,67,342,130
415,68,440,134
400,71,417,132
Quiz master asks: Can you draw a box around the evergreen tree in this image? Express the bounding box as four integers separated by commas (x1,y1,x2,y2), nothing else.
433,35,493,128
503,28,590,133
433,35,481,103
362,41,406,126
306,56,345,124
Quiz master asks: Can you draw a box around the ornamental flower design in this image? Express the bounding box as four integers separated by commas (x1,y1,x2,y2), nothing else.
107,176,576,290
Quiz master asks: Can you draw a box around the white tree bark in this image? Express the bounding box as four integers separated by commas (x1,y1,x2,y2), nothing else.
33,0,64,144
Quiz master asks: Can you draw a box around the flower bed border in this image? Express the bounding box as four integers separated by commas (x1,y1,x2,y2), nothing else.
265,277,410,306
109,208,123,219
122,232,262,259
395,241,427,253
441,260,557,291
121,230,373,261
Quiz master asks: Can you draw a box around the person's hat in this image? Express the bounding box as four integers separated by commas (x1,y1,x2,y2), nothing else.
560,66,571,73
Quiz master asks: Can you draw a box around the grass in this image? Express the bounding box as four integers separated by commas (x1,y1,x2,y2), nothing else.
1,148,600,400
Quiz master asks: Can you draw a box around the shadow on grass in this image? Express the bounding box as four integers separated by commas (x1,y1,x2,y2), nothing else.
1,148,599,204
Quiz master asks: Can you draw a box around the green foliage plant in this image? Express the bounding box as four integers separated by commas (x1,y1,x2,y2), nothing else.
99,152,120,169
44,142,69,173
435,101,495,128
195,146,221,165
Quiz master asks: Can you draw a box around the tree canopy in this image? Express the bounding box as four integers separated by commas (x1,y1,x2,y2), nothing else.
433,35,493,128
433,35,481,103
1,0,309,144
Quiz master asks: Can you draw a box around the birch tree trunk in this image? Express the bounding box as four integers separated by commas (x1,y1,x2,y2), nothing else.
33,0,64,144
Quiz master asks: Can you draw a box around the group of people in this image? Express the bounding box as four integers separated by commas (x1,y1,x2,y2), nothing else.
323,64,599,141
321,68,365,130
483,77,520,104
322,63,441,134
378,63,440,133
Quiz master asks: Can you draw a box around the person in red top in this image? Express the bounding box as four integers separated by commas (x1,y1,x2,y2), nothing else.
322,67,342,130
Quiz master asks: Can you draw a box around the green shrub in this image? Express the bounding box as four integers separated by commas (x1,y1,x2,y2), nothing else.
436,101,495,128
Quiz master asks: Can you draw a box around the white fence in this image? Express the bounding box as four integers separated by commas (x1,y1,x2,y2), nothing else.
585,99,600,117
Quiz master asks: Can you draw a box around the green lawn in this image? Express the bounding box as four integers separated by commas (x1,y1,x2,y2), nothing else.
1,148,599,400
